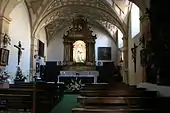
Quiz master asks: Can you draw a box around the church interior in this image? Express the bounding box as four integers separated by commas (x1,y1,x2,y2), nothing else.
0,0,170,113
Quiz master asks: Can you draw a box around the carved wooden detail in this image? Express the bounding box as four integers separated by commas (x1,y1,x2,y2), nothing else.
63,16,96,66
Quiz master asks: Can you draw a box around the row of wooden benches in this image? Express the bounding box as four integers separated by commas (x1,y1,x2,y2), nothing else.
72,83,170,113
0,82,64,113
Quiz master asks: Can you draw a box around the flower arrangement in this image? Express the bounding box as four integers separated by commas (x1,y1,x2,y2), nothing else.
0,68,10,83
67,77,82,91
14,67,26,81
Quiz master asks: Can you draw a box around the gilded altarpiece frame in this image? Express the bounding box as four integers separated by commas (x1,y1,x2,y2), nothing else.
63,17,97,65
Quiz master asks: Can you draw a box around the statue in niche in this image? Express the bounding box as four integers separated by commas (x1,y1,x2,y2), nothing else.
73,40,86,63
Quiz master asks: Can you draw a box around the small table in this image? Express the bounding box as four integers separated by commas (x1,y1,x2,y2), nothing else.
58,75,98,84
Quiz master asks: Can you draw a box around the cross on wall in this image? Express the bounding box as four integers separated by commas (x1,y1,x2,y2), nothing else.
14,41,24,66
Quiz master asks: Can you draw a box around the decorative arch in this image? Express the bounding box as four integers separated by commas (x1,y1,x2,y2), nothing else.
7,1,32,76
45,18,116,44
32,0,128,41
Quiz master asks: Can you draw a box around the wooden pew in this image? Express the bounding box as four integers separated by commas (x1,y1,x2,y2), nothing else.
0,82,64,113
10,82,64,103
0,88,34,112
72,83,170,113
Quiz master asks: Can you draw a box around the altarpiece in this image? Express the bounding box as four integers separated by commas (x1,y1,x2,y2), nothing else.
58,17,98,89
63,17,97,70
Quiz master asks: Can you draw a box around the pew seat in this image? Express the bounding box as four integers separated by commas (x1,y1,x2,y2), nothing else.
0,82,64,113
72,83,170,113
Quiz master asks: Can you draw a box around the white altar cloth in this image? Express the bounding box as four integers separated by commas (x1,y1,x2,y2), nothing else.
60,71,99,76
58,74,98,83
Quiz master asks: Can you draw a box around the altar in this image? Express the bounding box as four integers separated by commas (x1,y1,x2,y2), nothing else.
57,17,98,91
58,71,99,83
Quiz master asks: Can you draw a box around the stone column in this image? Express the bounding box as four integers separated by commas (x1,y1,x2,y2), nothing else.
122,37,128,84
115,30,119,64
67,42,70,62
140,13,151,44
69,42,73,62
63,41,70,62
0,16,11,48
63,41,66,62
140,12,150,82
29,38,36,79
91,41,96,64
86,42,89,62
88,42,93,62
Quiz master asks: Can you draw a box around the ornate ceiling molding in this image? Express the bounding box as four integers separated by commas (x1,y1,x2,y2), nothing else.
45,17,116,45
0,0,21,18
32,0,128,38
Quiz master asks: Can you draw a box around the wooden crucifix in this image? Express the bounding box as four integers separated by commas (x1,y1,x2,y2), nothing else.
131,43,138,72
14,41,24,66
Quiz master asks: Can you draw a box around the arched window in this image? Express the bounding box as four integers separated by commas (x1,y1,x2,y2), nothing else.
118,29,123,48
131,3,140,38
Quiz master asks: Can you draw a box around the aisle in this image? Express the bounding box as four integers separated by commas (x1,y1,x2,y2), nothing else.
50,94,79,113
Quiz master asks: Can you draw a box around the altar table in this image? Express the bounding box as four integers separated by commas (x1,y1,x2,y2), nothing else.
58,74,98,84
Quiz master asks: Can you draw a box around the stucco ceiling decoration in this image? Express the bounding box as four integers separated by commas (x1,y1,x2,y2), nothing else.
98,20,117,36
28,0,43,14
32,0,127,39
45,16,115,44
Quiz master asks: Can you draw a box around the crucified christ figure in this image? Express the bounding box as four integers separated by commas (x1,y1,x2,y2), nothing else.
14,41,24,66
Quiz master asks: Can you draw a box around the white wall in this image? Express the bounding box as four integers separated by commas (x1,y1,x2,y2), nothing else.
47,28,65,61
7,2,31,80
47,27,118,62
118,29,123,48
93,28,118,62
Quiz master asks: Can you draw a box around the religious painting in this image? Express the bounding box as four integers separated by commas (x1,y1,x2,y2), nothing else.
0,48,9,66
38,40,44,57
73,40,86,63
98,47,111,60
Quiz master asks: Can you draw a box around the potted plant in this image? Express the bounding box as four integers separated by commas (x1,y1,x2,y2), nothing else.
0,68,10,88
14,66,26,84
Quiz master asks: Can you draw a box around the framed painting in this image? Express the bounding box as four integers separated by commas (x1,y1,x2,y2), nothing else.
38,40,44,57
0,48,9,66
98,47,111,60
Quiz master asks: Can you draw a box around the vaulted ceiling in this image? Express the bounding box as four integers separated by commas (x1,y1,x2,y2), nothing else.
2,0,149,42
23,0,133,42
